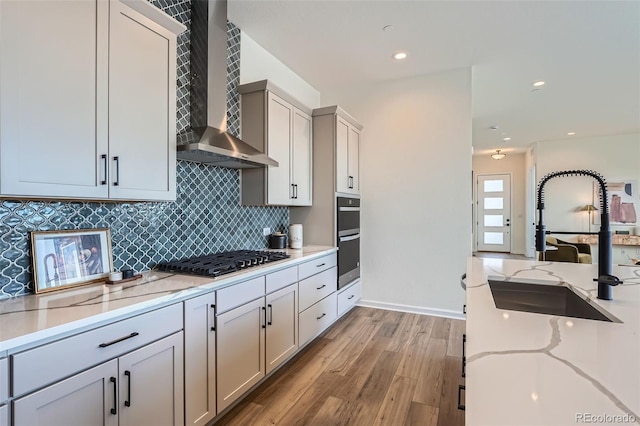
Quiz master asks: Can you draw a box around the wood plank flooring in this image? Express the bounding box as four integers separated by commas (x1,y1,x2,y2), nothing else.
215,307,466,426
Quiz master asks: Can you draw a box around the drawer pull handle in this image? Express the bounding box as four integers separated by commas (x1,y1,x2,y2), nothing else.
316,284,326,290
348,295,355,300
457,384,465,411
110,377,117,415
99,332,139,348
317,313,326,320
316,263,326,268
124,370,132,407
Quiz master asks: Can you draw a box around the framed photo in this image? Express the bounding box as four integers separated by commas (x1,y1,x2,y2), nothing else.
593,180,638,226
31,228,113,294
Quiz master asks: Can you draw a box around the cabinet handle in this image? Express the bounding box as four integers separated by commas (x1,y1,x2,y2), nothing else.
110,377,117,415
457,385,465,411
463,304,466,314
113,156,120,186
294,184,298,199
98,332,139,348
348,294,355,300
124,370,132,407
291,184,295,199
316,284,326,290
316,313,326,320
101,154,108,185
262,306,266,329
210,304,216,331
348,176,354,189
267,304,273,325
462,334,466,378
316,263,326,268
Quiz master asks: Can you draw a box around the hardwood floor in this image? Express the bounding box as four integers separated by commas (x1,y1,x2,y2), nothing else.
215,307,466,426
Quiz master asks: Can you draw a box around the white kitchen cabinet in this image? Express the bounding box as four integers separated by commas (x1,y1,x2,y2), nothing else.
118,332,184,426
184,292,217,426
265,283,298,374
299,293,338,347
310,106,362,196
216,297,266,412
13,359,119,426
337,279,361,316
13,333,183,426
239,80,313,206
0,0,184,201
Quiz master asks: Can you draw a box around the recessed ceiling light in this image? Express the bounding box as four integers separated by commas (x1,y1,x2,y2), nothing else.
383,25,394,32
393,52,407,60
489,125,499,130
533,81,545,87
567,132,576,136
503,137,511,141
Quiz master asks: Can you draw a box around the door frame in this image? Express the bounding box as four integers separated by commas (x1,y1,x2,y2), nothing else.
475,172,513,253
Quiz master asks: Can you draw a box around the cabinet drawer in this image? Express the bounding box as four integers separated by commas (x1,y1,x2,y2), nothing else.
12,303,182,397
217,276,265,314
338,279,361,317
266,266,298,294
0,358,7,403
299,293,337,347
299,267,337,312
298,253,337,281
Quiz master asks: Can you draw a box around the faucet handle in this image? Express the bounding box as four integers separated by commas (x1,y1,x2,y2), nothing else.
593,274,623,286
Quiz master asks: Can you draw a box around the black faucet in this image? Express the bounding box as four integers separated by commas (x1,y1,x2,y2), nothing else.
535,170,622,300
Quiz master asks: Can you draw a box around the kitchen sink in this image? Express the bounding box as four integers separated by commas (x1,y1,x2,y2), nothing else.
488,277,620,323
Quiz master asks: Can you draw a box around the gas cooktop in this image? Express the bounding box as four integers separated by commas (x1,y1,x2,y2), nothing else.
155,250,289,277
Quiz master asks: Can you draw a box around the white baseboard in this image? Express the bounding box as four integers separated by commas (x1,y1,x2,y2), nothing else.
357,299,465,320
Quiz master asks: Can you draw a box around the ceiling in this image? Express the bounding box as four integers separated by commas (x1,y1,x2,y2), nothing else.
228,0,640,155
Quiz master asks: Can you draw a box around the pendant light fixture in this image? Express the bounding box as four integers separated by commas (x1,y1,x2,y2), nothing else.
491,149,506,160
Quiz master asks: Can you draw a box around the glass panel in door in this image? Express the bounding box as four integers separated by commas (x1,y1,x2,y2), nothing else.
477,174,511,252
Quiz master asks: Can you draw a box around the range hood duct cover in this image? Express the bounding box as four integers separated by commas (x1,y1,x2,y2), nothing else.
176,0,277,168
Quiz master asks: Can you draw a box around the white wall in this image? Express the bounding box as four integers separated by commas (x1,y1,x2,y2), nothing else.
239,33,321,108
323,68,472,315
472,153,527,254
535,133,640,234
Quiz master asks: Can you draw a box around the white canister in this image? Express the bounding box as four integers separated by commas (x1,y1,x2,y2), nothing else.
289,224,303,249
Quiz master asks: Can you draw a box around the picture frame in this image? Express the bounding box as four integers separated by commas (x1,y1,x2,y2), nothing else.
31,228,113,294
593,180,638,226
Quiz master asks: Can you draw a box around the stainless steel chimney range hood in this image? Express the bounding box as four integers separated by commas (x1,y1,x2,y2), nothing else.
176,0,277,169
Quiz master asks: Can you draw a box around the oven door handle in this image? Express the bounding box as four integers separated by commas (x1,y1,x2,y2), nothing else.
338,206,360,212
339,234,360,243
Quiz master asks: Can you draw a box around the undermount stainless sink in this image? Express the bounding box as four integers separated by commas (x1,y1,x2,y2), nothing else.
488,277,620,323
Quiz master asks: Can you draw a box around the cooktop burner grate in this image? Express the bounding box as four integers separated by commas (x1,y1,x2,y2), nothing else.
156,250,289,277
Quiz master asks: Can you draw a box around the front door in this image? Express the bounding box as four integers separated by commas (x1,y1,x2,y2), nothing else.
477,174,511,252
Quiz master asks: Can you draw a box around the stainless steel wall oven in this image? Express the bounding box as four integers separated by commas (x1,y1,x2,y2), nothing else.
337,197,360,289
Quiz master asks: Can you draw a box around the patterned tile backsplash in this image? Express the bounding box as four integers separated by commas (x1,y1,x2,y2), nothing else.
0,1,289,297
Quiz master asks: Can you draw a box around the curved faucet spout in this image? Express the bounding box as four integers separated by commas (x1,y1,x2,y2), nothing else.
535,169,620,300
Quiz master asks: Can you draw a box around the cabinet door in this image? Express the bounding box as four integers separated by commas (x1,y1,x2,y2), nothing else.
291,108,312,206
184,293,217,426
0,0,109,199
108,0,177,201
266,93,294,205
118,332,184,426
0,404,6,426
348,126,360,194
265,283,298,374
13,359,118,426
216,298,265,412
336,117,351,194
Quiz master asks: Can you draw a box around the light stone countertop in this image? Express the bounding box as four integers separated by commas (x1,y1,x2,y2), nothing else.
465,257,640,425
0,246,337,354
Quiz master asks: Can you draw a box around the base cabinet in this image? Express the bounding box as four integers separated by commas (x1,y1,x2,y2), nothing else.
184,292,217,426
13,332,183,426
216,297,265,412
0,404,6,426
265,283,298,374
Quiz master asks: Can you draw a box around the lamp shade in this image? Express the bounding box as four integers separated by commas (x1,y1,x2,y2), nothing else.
581,204,598,212
491,149,506,160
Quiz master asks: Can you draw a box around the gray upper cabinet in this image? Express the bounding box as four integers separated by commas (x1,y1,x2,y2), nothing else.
239,80,313,206
0,0,184,201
